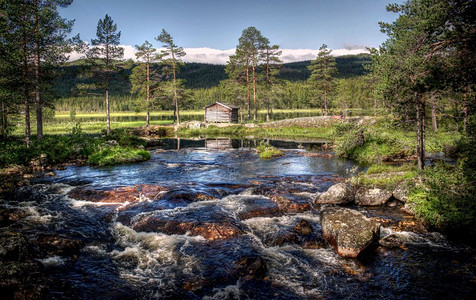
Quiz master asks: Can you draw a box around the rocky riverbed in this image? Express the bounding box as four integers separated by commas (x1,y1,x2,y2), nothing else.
1,139,474,299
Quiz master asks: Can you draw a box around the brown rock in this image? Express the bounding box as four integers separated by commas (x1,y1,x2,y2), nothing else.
320,207,380,258
315,183,353,205
269,194,312,213
68,184,167,203
132,205,244,240
355,188,392,206
293,219,313,236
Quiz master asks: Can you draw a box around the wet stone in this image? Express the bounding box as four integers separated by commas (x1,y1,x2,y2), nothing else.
132,204,244,240
68,184,168,203
269,194,312,213
222,195,280,220
320,207,380,258
0,208,26,226
355,188,393,206
33,235,84,257
315,183,353,205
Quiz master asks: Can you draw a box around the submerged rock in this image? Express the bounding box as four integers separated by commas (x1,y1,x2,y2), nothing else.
68,184,167,203
0,208,26,226
269,194,312,213
33,235,84,257
355,188,393,206
234,256,267,280
222,195,280,220
315,183,353,205
132,204,244,240
320,207,380,258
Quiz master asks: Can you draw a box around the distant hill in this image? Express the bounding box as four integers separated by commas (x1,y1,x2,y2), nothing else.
278,54,372,81
53,54,371,97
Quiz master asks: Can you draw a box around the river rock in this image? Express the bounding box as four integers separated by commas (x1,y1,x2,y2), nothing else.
132,204,244,240
33,235,84,257
222,195,280,220
320,207,380,258
293,219,313,235
269,194,312,213
393,183,409,203
315,183,353,205
68,184,167,203
234,256,267,280
355,188,393,206
0,208,26,226
0,232,29,261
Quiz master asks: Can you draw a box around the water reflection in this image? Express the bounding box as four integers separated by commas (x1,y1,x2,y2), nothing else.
45,138,361,189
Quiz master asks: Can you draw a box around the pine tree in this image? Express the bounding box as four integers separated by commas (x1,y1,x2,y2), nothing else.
307,44,337,116
155,29,185,124
86,14,124,135
31,0,74,139
132,40,163,127
261,40,282,121
236,27,266,121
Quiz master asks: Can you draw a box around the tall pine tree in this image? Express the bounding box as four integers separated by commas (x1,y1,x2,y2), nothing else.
307,44,337,115
87,14,124,135
155,29,185,124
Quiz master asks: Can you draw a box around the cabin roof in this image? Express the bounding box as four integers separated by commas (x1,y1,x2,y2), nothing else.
205,102,239,110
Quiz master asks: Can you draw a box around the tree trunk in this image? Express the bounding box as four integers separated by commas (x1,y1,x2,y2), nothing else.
34,0,42,139
246,67,250,121
0,101,6,139
172,54,180,124
463,92,468,134
416,93,425,170
23,28,31,147
146,62,150,127
430,93,437,131
324,90,328,116
252,63,257,122
105,89,111,135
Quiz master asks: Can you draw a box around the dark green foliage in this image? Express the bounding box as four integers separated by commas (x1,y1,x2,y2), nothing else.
87,147,150,166
103,128,146,148
256,141,283,159
332,122,356,136
277,54,371,81
409,162,476,239
335,126,413,164
0,124,101,167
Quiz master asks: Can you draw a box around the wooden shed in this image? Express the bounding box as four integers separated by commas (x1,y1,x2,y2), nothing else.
204,102,239,123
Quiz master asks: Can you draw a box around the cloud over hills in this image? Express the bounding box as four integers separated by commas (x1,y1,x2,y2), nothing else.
69,46,369,65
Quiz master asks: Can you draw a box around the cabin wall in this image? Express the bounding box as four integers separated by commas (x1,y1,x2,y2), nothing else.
205,104,238,123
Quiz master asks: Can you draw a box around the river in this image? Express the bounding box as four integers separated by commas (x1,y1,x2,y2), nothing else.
0,139,474,299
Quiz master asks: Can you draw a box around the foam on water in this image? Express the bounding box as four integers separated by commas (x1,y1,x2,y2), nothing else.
37,255,66,267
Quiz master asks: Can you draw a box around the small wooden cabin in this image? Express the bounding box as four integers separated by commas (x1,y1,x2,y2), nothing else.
204,102,239,123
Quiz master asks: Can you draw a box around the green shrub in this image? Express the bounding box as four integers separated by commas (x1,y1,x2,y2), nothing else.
408,162,476,238
333,122,356,136
88,147,151,166
256,142,283,160
104,128,147,148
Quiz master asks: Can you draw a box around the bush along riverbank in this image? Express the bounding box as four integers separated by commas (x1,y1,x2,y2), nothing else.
0,125,152,193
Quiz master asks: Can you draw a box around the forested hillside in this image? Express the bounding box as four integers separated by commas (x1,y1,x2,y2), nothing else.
53,54,370,97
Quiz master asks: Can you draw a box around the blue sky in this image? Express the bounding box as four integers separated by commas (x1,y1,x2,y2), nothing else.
60,0,404,63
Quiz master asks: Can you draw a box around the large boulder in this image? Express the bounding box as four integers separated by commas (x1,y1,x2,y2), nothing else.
355,188,392,206
315,183,353,205
393,183,409,203
320,207,380,258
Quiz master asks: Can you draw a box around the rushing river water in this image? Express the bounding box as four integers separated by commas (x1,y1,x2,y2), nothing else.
1,139,474,299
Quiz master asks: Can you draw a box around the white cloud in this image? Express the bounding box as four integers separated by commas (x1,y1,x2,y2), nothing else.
67,46,369,64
